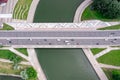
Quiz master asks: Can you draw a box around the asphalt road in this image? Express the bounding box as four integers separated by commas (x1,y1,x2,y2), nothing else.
0,30,119,46
0,30,119,37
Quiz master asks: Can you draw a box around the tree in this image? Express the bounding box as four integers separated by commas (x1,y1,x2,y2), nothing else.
26,67,37,79
9,55,22,70
20,67,37,80
112,70,120,80
92,0,120,19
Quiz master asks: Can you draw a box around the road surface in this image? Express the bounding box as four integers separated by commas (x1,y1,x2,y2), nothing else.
0,30,119,47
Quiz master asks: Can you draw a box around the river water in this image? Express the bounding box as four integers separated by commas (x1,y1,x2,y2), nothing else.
34,0,84,22
35,48,100,80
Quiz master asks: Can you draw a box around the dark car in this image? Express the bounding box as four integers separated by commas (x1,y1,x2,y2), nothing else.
0,0,8,6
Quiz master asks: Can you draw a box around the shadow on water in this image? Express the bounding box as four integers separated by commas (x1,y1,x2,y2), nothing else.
0,75,23,80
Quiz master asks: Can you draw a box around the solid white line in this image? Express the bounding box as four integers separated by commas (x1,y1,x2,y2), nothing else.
0,37,119,39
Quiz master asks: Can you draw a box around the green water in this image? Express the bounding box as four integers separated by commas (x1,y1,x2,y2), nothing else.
0,75,23,80
34,0,84,22
35,48,100,80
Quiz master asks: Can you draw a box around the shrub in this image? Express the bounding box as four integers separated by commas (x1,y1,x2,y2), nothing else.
112,70,120,80
92,0,120,19
21,67,37,80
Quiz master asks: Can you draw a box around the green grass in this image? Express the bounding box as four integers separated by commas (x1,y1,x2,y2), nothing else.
97,50,120,66
98,24,120,30
103,68,120,80
13,0,32,20
91,48,105,55
0,50,25,61
81,5,120,21
0,23,14,30
15,48,28,56
0,50,17,59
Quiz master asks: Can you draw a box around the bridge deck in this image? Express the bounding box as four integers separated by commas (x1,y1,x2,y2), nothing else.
0,30,119,48
0,30,119,37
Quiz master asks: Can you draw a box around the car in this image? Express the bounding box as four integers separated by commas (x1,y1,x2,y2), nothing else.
0,0,8,6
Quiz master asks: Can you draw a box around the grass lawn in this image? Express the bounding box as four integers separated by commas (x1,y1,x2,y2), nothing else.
0,61,30,75
0,50,17,59
15,48,28,56
0,23,14,30
98,24,120,30
103,68,120,80
91,48,105,55
81,5,120,21
97,50,120,66
34,0,84,22
13,0,32,20
0,50,26,61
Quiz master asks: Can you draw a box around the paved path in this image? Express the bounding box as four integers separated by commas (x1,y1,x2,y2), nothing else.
0,0,18,25
27,48,47,80
95,47,120,58
99,63,120,69
0,73,20,77
83,48,108,80
27,0,40,22
0,58,31,65
1,0,18,14
6,21,109,30
7,20,120,30
74,0,93,22
9,48,29,61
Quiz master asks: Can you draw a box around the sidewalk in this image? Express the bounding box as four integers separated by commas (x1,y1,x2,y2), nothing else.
74,0,93,22
100,63,120,69
83,48,108,80
27,0,40,22
7,20,115,30
95,47,120,58
27,48,47,80
9,48,29,61
0,58,31,65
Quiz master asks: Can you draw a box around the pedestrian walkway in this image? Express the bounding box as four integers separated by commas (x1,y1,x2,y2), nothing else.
74,0,93,22
7,20,116,30
27,48,47,80
0,0,18,25
99,63,120,69
83,48,108,80
12,19,27,23
0,73,20,77
27,0,40,22
95,47,120,58
0,14,12,18
9,48,29,61
0,58,31,65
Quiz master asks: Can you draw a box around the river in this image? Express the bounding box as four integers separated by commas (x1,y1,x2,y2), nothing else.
35,48,100,80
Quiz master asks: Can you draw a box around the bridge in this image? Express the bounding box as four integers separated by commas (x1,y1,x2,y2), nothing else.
0,30,120,48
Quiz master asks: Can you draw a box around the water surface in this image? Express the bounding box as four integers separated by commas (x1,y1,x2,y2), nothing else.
34,0,84,22
36,48,100,80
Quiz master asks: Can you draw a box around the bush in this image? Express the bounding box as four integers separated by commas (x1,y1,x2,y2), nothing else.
9,55,21,64
26,67,37,79
112,70,120,80
92,0,120,19
21,67,37,80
